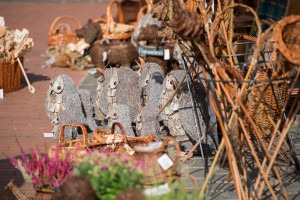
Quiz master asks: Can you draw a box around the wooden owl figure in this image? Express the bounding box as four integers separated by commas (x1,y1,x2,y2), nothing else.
95,67,140,124
159,70,211,152
135,62,164,139
45,74,97,140
106,104,135,136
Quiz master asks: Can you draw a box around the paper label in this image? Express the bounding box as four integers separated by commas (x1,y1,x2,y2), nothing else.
144,183,170,196
157,153,174,171
43,133,54,138
0,89,3,98
138,46,164,57
164,49,170,60
103,51,107,62
0,17,5,27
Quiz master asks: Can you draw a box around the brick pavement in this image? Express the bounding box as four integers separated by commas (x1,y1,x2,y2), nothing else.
0,2,108,198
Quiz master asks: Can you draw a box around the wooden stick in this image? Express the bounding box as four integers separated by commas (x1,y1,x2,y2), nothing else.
253,70,300,197
257,94,300,199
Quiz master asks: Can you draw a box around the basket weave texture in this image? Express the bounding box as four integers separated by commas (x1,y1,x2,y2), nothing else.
48,15,82,46
102,0,135,40
0,58,23,93
246,70,289,137
133,136,181,186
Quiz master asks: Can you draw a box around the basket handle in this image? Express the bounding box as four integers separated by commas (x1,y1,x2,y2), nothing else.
105,0,125,35
49,15,82,35
53,23,73,34
59,123,89,146
274,15,300,65
162,136,181,172
93,122,129,144
111,122,129,144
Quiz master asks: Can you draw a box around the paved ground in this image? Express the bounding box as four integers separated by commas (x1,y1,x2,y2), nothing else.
0,2,108,199
0,2,300,200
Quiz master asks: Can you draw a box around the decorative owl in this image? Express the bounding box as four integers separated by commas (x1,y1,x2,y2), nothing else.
45,74,98,140
135,62,164,139
106,104,135,136
95,67,140,126
159,70,211,152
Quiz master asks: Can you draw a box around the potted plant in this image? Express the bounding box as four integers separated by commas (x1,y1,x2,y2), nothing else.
75,151,146,200
8,142,73,199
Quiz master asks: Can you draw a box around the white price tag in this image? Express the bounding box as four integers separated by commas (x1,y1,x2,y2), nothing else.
43,133,54,138
157,153,173,171
0,89,3,98
0,16,5,27
103,51,107,62
164,49,170,60
144,183,170,196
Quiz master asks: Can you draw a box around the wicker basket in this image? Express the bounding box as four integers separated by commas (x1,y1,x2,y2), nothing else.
49,124,91,162
91,122,155,153
5,179,30,200
0,58,23,93
133,136,181,186
35,188,54,200
48,15,82,46
101,0,135,40
274,15,300,65
246,70,289,137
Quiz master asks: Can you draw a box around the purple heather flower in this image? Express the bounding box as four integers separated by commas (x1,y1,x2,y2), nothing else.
93,158,99,164
101,163,109,169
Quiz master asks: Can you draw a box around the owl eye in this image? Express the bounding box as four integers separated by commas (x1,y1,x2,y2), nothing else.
57,86,61,90
98,75,105,82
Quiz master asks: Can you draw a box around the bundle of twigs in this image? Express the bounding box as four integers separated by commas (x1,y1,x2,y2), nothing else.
151,0,300,199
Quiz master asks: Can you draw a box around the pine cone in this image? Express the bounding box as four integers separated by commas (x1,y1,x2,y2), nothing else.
172,8,204,38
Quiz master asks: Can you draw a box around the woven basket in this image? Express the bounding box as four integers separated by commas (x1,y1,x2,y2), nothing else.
102,0,135,40
91,122,155,153
49,124,91,162
48,15,82,46
35,188,54,200
246,70,289,137
274,15,300,65
0,58,23,93
5,179,30,200
133,136,181,186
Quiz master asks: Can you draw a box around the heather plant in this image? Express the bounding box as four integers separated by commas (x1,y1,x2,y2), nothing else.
8,142,73,190
75,151,146,200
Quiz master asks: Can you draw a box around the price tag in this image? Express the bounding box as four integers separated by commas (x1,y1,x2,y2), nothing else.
103,51,107,62
157,153,173,170
0,17,5,26
0,89,3,98
164,49,170,60
144,183,170,196
43,133,54,138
